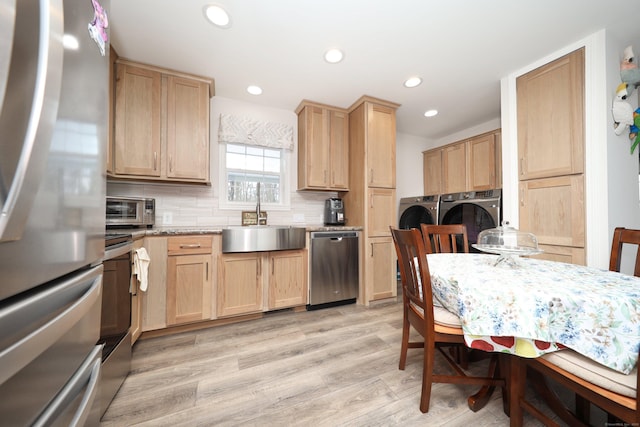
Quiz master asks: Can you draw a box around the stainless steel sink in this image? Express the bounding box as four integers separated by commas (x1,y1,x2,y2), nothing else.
221,226,306,253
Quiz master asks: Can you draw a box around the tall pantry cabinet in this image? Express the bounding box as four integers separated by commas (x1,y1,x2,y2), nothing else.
342,96,400,304
517,48,585,264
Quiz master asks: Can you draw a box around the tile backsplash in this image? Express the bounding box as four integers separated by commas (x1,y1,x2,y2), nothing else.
107,181,336,227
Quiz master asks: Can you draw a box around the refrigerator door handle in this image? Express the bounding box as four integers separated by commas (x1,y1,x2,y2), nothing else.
0,265,103,385
0,0,64,243
0,0,16,109
32,345,103,427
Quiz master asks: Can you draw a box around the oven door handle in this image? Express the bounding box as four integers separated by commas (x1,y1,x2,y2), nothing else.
104,241,133,260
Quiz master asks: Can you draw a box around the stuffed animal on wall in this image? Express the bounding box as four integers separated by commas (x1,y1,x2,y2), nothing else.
613,82,635,136
629,108,640,154
621,46,640,94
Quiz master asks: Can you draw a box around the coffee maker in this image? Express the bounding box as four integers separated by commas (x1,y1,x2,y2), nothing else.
324,198,345,225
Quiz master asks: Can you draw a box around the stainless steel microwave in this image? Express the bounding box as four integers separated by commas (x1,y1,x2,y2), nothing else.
106,196,155,228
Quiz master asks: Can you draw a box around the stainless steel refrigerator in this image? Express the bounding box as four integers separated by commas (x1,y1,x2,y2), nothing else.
0,0,109,424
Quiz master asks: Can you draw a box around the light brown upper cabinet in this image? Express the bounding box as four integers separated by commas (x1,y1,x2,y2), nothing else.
423,148,442,196
112,59,214,184
517,49,584,180
296,101,349,191
423,129,501,194
367,103,396,188
468,132,497,191
442,141,467,193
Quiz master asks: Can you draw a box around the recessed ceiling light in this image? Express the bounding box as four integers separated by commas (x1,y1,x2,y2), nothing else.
203,4,231,28
404,77,422,88
324,48,344,64
62,34,79,50
424,109,438,117
247,85,263,95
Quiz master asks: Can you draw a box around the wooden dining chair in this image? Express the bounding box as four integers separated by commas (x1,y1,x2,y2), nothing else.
390,227,504,413
609,227,640,276
420,224,470,254
420,223,471,368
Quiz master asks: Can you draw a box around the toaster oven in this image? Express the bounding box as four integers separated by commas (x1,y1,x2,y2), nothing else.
106,196,155,228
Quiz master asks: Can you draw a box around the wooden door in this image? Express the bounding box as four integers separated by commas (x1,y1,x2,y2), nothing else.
130,238,144,344
166,253,212,325
166,75,210,182
519,175,585,248
443,141,466,193
268,250,307,309
367,103,396,188
329,109,349,190
517,48,584,180
114,63,161,177
218,253,263,317
367,188,395,237
368,237,396,301
468,133,496,191
423,148,443,196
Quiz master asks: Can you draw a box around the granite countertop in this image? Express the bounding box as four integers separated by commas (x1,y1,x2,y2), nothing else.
110,225,362,238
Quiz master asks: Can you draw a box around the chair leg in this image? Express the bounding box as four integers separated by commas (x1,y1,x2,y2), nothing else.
508,355,526,427
399,315,410,370
419,342,435,413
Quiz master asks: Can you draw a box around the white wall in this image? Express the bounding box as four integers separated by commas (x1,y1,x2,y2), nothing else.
433,118,501,148
107,96,334,227
395,132,432,205
501,29,640,269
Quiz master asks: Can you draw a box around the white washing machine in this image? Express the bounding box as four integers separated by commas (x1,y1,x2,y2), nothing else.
398,195,439,230
438,189,501,250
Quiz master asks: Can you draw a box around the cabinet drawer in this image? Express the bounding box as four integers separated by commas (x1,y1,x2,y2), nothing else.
168,236,212,255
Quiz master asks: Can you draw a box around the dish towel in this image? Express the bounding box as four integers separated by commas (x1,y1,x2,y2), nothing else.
132,247,151,292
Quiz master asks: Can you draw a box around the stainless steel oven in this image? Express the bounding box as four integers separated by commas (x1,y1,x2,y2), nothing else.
99,233,133,417
106,196,155,228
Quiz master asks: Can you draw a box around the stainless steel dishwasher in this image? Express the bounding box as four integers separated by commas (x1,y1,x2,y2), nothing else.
308,231,359,309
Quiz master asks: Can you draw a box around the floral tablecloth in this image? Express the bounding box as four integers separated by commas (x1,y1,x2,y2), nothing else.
427,253,640,374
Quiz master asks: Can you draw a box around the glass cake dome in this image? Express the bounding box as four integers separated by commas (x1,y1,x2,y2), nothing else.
472,222,543,266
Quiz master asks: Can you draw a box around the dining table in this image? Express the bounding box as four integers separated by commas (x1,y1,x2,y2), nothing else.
426,253,640,375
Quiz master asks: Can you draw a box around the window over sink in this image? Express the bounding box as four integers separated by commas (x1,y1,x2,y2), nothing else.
218,143,290,210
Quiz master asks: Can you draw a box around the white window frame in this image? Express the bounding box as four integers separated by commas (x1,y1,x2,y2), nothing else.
218,143,290,211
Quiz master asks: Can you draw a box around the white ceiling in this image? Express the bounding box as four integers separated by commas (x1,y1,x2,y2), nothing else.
109,0,640,140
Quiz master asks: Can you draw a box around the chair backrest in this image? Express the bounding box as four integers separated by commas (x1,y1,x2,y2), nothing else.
390,227,434,321
609,227,640,277
420,224,469,254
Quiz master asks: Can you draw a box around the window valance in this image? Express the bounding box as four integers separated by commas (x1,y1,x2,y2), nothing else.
218,113,294,151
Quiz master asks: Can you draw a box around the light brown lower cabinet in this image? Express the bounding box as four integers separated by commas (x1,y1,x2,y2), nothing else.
217,252,263,317
130,237,144,344
519,174,585,265
218,249,308,317
166,235,214,326
367,236,397,301
268,250,307,309
532,244,585,265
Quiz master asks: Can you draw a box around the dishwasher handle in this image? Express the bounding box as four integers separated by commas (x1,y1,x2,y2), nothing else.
310,231,359,240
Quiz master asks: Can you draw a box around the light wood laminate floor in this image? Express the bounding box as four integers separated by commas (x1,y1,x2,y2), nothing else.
101,299,592,426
